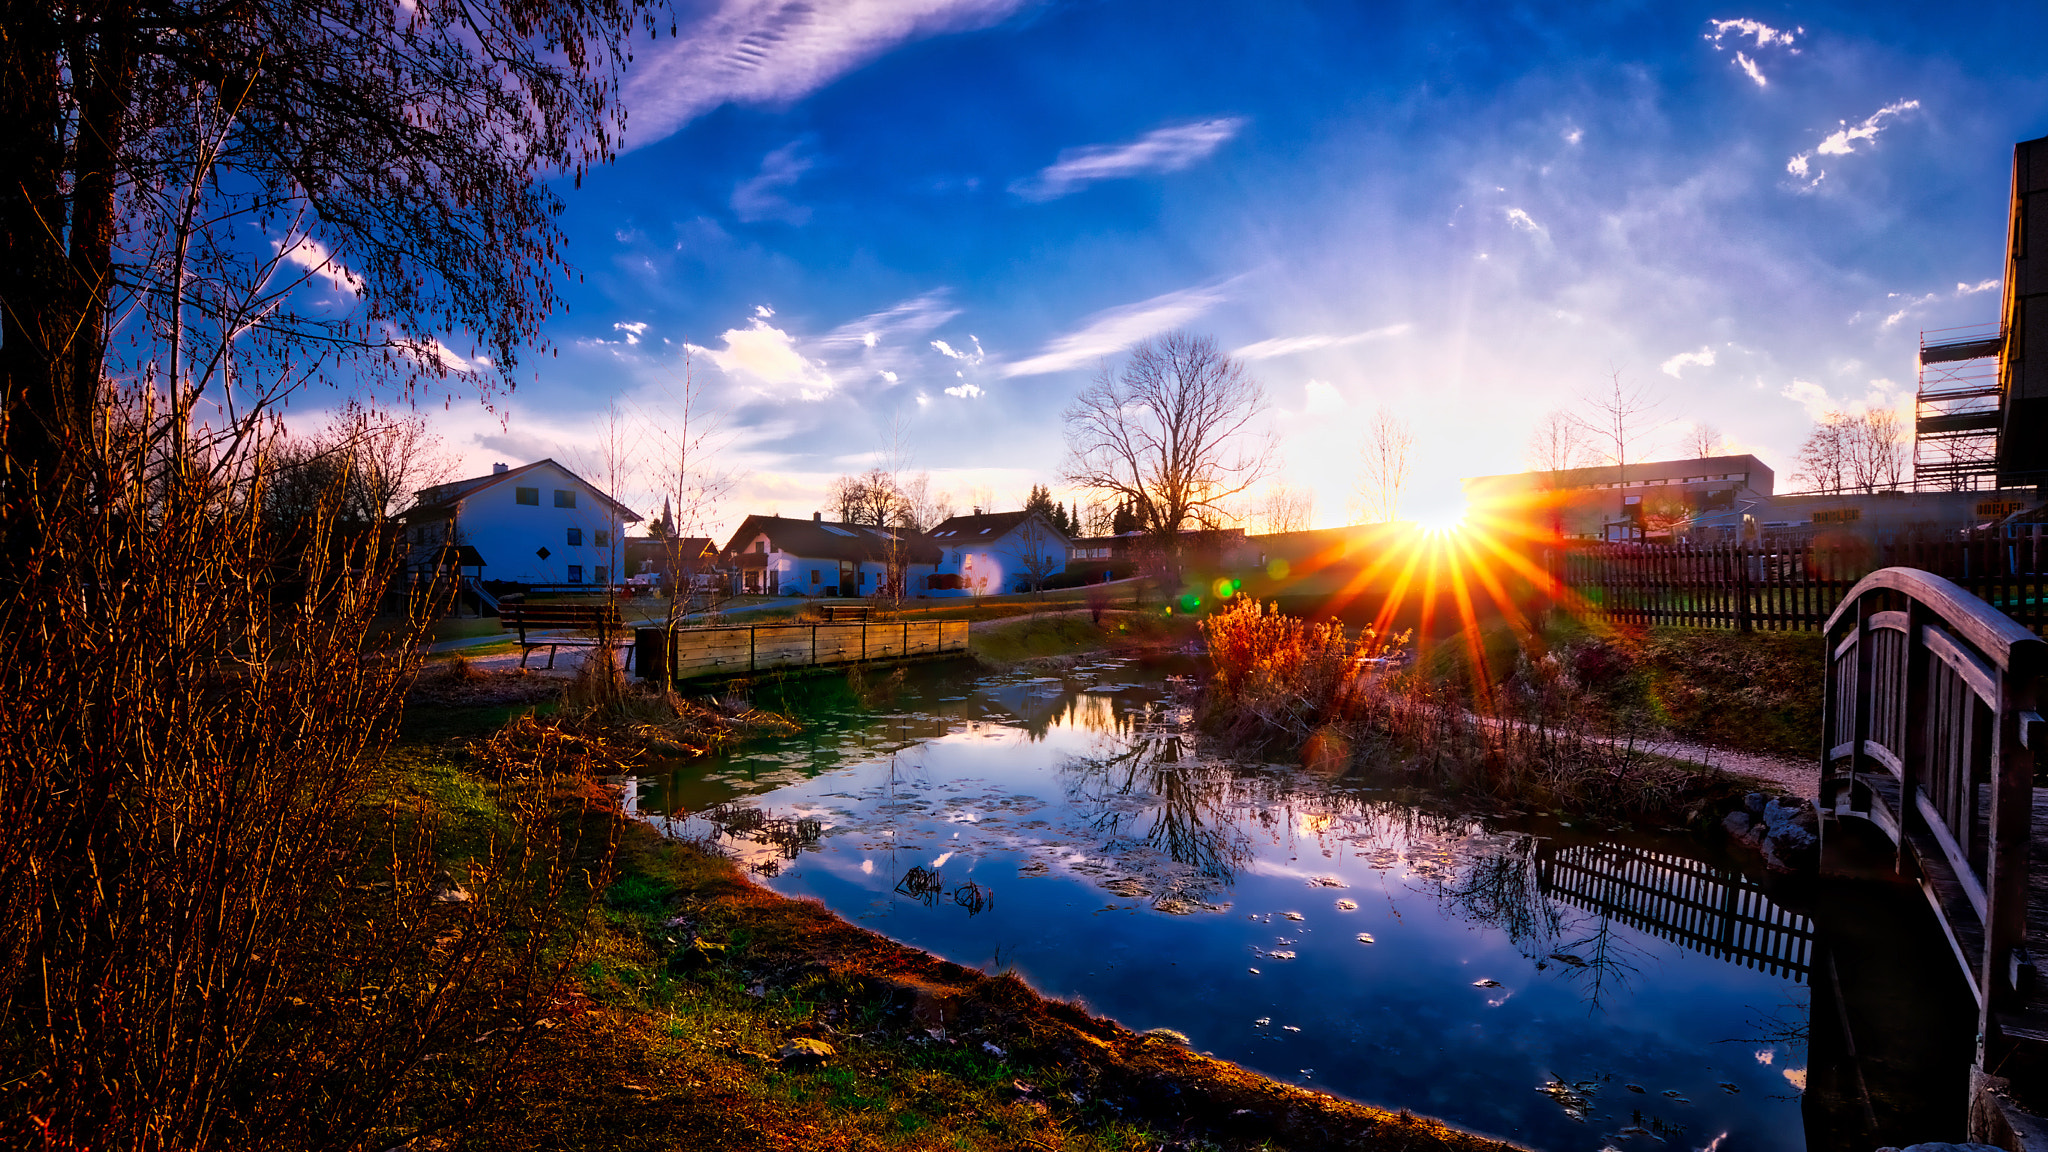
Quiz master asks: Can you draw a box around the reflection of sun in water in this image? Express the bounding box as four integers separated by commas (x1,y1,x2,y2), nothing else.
1298,813,1335,837
1062,692,1119,734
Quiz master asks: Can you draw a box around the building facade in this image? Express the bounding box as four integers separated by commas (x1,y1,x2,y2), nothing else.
926,510,1070,595
402,459,640,586
721,513,939,597
1462,454,1776,542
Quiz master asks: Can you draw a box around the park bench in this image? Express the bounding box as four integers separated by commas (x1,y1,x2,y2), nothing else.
499,599,629,669
818,605,872,623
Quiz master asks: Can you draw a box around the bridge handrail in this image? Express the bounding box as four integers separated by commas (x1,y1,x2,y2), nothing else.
1822,565,2045,1058
1824,566,2042,669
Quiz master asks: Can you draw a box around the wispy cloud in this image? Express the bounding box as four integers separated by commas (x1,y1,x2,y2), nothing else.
275,236,363,295
1661,346,1716,376
1504,207,1546,237
613,321,649,345
930,336,984,364
944,382,984,398
1001,283,1229,376
1705,19,1799,86
820,290,961,349
1232,323,1410,361
1958,278,2000,295
621,0,1029,150
1785,99,1920,191
1009,117,1246,202
732,141,815,224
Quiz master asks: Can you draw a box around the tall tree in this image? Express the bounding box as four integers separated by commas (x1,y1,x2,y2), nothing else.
2,0,657,514
1574,371,1663,484
1526,408,1589,475
1352,406,1414,524
1797,412,1850,494
1253,482,1315,534
1062,330,1272,547
1684,422,1725,460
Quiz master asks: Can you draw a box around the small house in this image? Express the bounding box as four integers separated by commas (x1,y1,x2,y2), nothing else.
925,510,1070,595
721,513,939,597
402,459,640,587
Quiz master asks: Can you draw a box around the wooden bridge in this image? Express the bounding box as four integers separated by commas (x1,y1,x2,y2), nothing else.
1821,567,2048,1143
634,619,970,682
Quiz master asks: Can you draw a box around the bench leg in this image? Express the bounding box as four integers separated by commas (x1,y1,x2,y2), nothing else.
520,645,531,669
547,645,558,670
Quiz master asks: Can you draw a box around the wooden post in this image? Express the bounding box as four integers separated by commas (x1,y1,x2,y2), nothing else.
1738,544,1753,633
749,626,756,672
1981,645,2042,1062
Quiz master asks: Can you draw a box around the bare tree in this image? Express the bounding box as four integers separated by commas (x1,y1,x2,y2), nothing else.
1575,371,1663,484
1252,483,1316,534
1062,331,1273,550
1797,412,1850,494
1526,408,1590,475
640,351,736,625
1352,407,1414,524
1016,516,1062,596
1684,422,1724,460
1847,409,1906,492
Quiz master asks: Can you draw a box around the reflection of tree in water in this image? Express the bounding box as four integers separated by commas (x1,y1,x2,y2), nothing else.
700,802,825,866
1060,701,1256,902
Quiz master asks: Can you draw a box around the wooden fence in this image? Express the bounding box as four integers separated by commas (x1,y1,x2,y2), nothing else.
636,619,970,682
1551,527,2048,633
1540,841,1813,981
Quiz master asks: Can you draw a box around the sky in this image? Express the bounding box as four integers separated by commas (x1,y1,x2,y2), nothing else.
303,0,2048,541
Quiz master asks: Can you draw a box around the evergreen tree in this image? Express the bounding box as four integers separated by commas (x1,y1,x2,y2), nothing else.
1111,500,1137,535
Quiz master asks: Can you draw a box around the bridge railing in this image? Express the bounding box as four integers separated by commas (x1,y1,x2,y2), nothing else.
1823,567,2046,1033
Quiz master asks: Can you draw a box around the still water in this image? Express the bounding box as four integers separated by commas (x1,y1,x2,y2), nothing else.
641,656,1815,1151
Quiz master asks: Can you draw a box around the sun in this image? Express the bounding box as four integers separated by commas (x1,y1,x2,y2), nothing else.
1411,502,1468,536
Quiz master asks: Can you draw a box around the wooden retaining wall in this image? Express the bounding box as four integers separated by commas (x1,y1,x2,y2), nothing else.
637,619,970,681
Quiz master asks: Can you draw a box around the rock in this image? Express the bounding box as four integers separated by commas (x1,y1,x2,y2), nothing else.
1762,797,1818,837
775,1038,835,1067
1897,1144,2006,1152
1744,792,1768,818
1723,811,1755,839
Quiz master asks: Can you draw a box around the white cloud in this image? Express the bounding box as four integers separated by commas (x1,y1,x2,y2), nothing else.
944,382,984,398
1009,117,1247,202
1705,18,1799,50
1816,99,1920,156
397,335,474,374
1504,207,1545,235
1001,283,1229,377
1780,378,1834,418
1661,346,1716,376
879,369,899,383
1959,278,2001,295
1780,377,1907,420
1232,323,1411,361
756,304,775,318
1563,126,1583,145
275,236,363,296
613,321,649,345
732,141,815,224
930,335,984,364
620,0,1029,150
690,317,835,399
1303,380,1345,414
1733,51,1766,86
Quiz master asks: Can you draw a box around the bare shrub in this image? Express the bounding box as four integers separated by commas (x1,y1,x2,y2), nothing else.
0,410,618,1148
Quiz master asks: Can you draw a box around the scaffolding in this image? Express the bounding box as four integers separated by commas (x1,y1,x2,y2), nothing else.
1914,322,2004,490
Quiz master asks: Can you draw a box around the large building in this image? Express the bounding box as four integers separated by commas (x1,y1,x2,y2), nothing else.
1462,454,1775,542
402,459,640,586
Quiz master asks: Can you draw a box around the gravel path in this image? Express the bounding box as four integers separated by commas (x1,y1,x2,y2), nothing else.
1620,736,1819,798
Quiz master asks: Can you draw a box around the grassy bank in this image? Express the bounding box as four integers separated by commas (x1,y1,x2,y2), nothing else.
377,665,1521,1151
970,608,1198,665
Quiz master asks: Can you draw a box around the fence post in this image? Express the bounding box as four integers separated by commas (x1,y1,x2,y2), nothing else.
1899,598,1931,876
1737,544,1753,633
1982,644,2043,1061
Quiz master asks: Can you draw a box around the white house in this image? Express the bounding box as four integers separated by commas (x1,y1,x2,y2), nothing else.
925,510,1070,595
402,459,640,586
720,513,940,597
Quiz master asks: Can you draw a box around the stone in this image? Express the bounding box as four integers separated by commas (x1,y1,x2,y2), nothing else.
776,1038,835,1067
1723,811,1755,839
1896,1143,2005,1152
1744,792,1768,818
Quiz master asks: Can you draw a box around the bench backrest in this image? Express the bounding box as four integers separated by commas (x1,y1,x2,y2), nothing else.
820,605,870,622
500,602,623,635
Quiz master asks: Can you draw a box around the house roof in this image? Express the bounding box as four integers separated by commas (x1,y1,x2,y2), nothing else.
925,510,1069,545
1462,454,1775,495
721,515,941,564
401,458,642,521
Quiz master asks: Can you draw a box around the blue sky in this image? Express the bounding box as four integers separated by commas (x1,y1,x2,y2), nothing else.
368,0,2048,537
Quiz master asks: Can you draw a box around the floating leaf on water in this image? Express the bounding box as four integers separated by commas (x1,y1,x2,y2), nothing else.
1248,967,1260,974
1472,978,1501,988
1547,952,1588,968
1626,1084,1646,1093
1267,950,1297,960
1335,899,1359,911
1356,933,1376,944
1283,911,1306,922
1254,1017,1271,1028
1537,1078,1596,1123
1105,878,1152,898
1282,1024,1301,1032
1718,1082,1740,1094
1308,876,1348,888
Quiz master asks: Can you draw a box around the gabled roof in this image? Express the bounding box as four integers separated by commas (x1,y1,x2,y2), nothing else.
721,514,940,564
926,510,1069,545
402,458,642,521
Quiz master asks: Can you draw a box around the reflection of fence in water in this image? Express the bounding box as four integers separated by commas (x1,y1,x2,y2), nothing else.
1540,843,1813,981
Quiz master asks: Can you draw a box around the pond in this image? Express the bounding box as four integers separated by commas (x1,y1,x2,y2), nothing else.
634,655,1963,1151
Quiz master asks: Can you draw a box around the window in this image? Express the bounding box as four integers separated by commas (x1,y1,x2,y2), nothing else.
861,570,869,584
594,529,610,547
515,486,538,505
810,569,820,584
553,489,576,508
566,565,583,583
754,540,766,553
594,566,608,584
567,527,582,546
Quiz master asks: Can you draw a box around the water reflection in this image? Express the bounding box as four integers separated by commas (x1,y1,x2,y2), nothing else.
649,659,1829,1149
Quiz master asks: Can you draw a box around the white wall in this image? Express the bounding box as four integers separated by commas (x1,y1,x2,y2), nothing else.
445,462,631,585
932,520,1068,594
